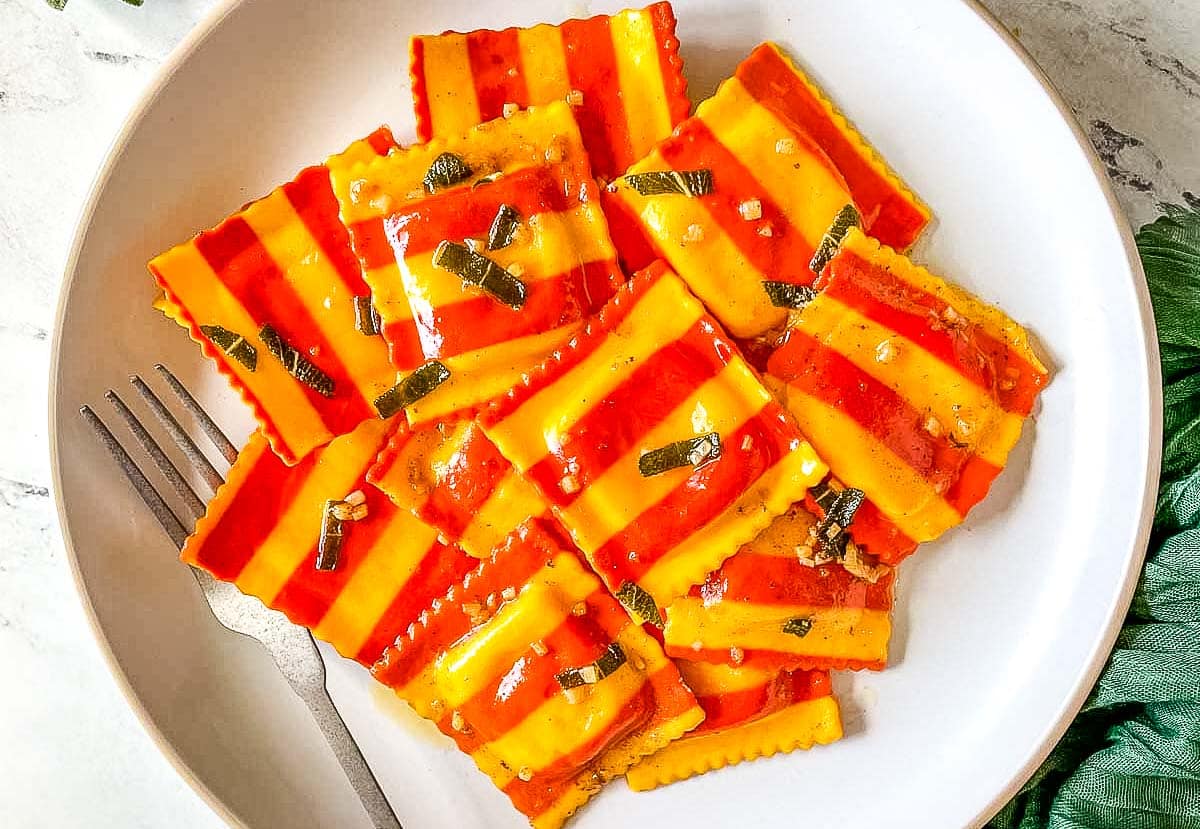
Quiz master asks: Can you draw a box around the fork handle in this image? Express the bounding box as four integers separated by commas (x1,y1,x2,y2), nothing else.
289,658,403,829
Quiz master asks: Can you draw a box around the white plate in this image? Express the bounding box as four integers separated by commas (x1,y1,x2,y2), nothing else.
49,1,1161,827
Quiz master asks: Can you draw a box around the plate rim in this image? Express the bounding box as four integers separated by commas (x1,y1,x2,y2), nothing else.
45,2,1163,827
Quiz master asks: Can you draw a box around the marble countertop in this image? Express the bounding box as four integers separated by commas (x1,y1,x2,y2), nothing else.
0,0,1196,826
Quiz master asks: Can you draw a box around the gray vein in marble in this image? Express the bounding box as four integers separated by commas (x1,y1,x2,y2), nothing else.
1090,119,1158,194
0,475,51,502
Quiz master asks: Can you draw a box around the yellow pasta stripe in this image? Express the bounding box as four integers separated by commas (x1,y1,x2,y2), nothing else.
608,8,674,173
418,33,483,139
234,419,390,601
664,600,892,664
625,696,842,791
782,385,963,541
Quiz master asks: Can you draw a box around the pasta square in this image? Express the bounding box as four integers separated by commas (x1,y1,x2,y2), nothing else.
150,127,400,465
371,520,703,829
368,416,550,558
604,66,857,340
735,43,930,250
332,103,600,389
182,417,475,666
410,2,689,180
625,663,841,790
479,261,828,607
662,503,896,672
355,158,624,424
767,228,1049,550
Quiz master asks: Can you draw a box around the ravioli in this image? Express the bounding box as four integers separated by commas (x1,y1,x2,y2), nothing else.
181,417,475,666
767,228,1049,550
410,2,688,180
358,159,623,424
150,128,400,465
372,520,703,829
479,261,828,607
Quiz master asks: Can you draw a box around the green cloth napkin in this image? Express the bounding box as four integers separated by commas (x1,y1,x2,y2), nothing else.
988,206,1200,829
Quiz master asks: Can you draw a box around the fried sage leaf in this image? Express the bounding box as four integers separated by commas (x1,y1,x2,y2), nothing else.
315,500,344,571
813,483,866,558
782,617,814,638
615,581,664,628
423,152,473,192
433,240,527,309
199,325,257,371
638,432,722,477
809,203,862,274
353,296,382,336
762,281,817,310
373,361,451,418
486,204,521,251
622,169,713,197
258,324,335,398
555,642,628,690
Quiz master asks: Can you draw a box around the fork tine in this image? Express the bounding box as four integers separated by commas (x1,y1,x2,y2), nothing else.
130,375,225,494
80,405,188,550
154,364,239,464
104,390,207,522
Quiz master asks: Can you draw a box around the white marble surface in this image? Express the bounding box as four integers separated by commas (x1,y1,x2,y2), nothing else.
0,0,1196,827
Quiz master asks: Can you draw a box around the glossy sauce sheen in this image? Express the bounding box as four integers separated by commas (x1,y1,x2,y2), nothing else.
333,101,597,400
375,160,624,424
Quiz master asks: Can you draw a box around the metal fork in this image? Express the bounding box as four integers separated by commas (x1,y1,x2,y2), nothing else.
80,364,402,829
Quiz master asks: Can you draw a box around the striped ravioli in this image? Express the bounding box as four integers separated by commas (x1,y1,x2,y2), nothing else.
626,662,841,790
479,261,828,606
361,160,624,425
662,504,895,671
151,127,400,465
368,416,550,558
604,70,855,339
334,102,594,377
410,2,689,180
181,416,476,666
736,42,931,250
767,228,1049,549
371,520,703,829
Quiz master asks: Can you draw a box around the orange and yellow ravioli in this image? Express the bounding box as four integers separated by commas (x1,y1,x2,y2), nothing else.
371,520,703,829
767,228,1048,550
734,42,930,250
358,159,623,424
368,417,550,558
662,504,895,672
479,261,828,607
410,2,689,180
150,127,400,465
603,69,855,340
333,103,596,380
626,662,841,790
182,417,475,666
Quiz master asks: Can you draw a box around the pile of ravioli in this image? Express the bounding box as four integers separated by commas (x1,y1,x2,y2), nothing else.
149,4,1049,827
